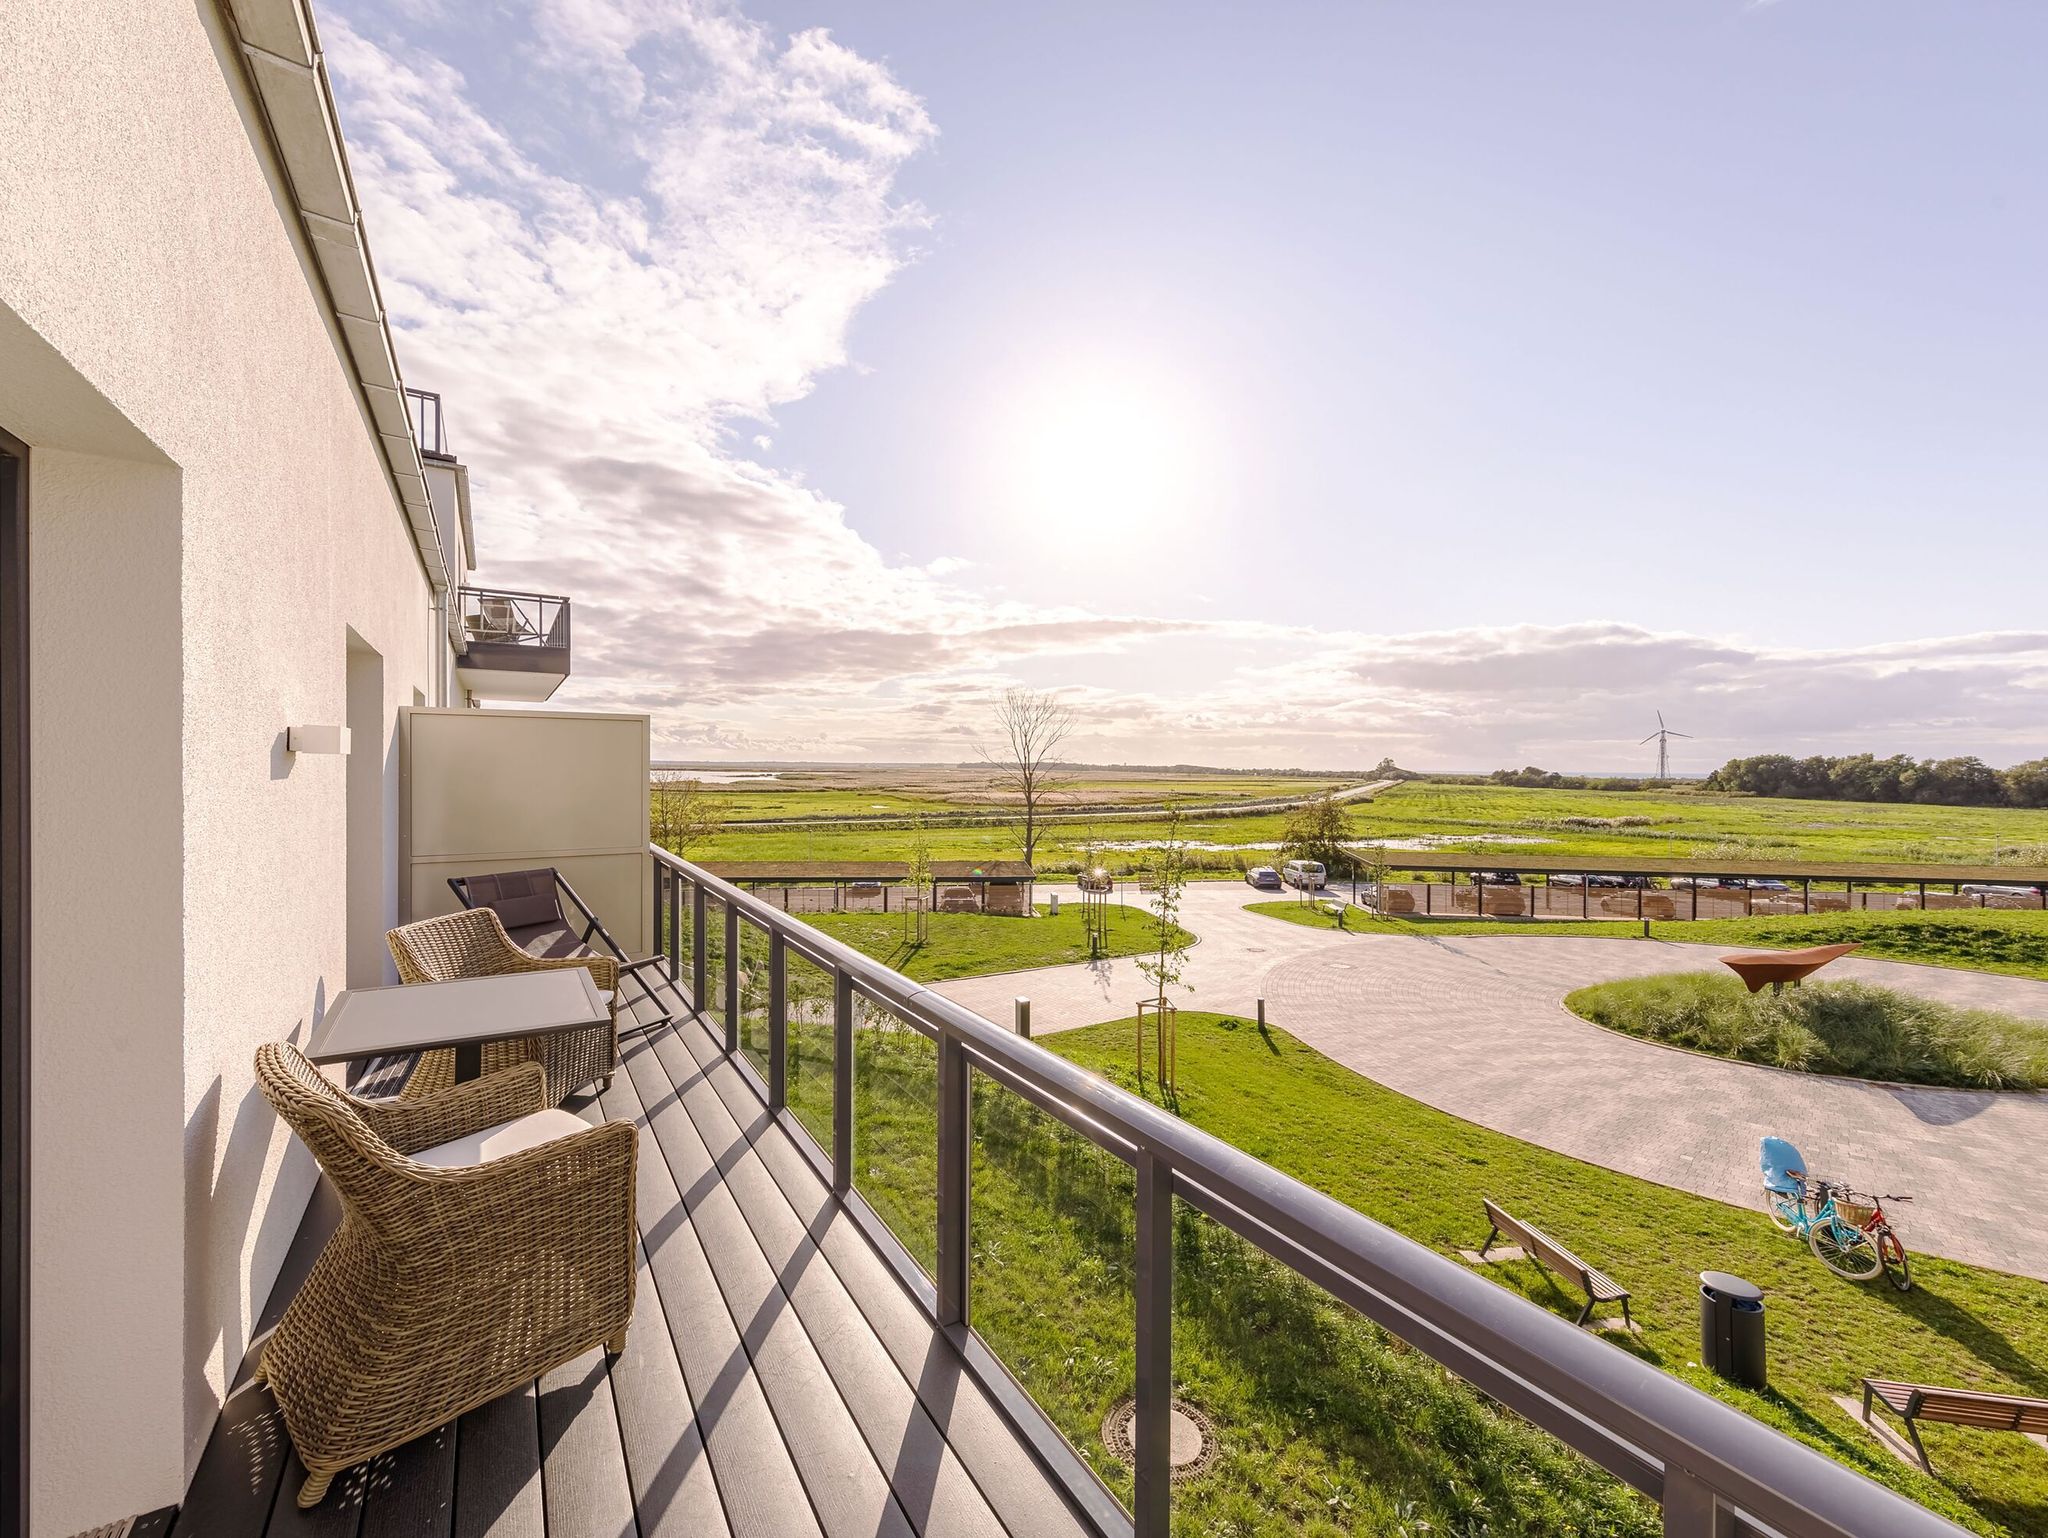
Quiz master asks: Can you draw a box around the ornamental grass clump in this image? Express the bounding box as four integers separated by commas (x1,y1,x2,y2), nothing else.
1565,973,2048,1090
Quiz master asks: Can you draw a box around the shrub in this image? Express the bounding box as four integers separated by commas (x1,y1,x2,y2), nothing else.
1564,973,2048,1090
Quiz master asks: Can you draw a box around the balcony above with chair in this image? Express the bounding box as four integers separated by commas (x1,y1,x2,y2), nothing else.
454,585,572,702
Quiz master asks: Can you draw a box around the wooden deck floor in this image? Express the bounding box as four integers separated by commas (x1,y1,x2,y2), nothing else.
171,979,1101,1538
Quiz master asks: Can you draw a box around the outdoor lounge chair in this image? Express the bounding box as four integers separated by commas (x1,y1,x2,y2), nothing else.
252,1042,636,1507
451,866,672,1027
386,907,619,1099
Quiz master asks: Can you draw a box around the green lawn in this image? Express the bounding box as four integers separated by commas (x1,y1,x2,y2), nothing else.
1052,1014,2048,1536
1565,972,2048,1090
801,902,1194,981
1248,903,2048,983
767,999,2048,1534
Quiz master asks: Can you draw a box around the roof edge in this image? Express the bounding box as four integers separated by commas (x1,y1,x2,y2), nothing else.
220,0,452,591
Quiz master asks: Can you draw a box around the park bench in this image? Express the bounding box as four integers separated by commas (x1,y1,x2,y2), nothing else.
1859,1378,2048,1473
1476,1198,1633,1330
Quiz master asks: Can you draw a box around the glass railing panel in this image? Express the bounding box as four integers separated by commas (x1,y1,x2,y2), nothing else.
782,946,836,1151
968,1070,1137,1508
701,894,727,1032
661,874,697,1004
851,996,938,1276
1166,1197,1656,1536
735,917,772,1079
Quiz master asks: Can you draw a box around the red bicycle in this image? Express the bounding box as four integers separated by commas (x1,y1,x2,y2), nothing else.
1812,1186,1913,1292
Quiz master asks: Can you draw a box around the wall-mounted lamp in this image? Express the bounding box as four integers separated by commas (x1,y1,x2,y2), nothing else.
287,724,352,755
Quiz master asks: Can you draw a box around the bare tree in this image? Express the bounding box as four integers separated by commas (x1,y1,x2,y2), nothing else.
978,688,1076,866
649,771,726,858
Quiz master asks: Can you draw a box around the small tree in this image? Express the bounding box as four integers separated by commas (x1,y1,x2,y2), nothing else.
1353,844,1390,912
1282,793,1353,879
903,815,933,945
978,687,1076,866
650,771,725,857
1134,805,1193,1097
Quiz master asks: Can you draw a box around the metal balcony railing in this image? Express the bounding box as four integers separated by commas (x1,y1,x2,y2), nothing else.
454,586,570,655
646,846,1966,1538
405,386,448,459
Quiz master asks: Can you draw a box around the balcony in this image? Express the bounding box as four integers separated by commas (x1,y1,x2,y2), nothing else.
454,585,572,702
169,850,1969,1538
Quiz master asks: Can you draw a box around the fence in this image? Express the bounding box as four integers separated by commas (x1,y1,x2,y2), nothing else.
1369,880,2046,922
646,843,1966,1538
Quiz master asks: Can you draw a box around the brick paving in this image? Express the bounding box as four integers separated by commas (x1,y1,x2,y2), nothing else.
936,884,2048,1278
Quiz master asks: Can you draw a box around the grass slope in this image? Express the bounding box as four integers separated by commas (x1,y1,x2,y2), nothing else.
802,902,1193,981
1249,904,2048,982
754,992,2047,1534
1566,973,2048,1089
1052,1013,2048,1536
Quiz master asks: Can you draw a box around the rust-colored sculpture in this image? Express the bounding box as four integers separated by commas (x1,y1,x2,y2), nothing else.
1720,942,1861,995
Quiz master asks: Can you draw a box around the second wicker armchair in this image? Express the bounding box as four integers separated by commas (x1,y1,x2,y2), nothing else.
387,907,619,1100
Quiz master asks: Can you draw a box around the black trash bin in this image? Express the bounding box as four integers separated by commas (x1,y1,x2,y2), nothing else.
1699,1271,1766,1389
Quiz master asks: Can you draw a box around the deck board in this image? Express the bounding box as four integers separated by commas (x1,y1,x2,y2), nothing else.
168,970,1104,1538
602,1045,826,1538
571,1094,732,1538
663,1016,1101,1538
643,1025,1011,1538
451,1382,544,1538
616,1033,918,1538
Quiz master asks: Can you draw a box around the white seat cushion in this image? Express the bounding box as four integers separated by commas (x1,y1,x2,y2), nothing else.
410,1108,588,1169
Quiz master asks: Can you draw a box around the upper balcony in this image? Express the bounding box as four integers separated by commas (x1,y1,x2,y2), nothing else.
454,585,572,702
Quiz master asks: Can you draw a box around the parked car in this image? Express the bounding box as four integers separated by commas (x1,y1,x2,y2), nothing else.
1468,871,1522,885
1745,879,1792,892
1548,873,1585,887
1282,859,1327,890
1245,866,1282,890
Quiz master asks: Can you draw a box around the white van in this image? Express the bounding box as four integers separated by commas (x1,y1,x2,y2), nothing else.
1281,859,1326,891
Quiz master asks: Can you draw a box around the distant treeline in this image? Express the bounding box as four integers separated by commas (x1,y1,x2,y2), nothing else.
1400,764,1663,792
1704,754,2048,809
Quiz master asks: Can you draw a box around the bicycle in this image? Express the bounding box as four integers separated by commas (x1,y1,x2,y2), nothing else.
1759,1138,1912,1291
1764,1175,1913,1289
1818,1188,1913,1292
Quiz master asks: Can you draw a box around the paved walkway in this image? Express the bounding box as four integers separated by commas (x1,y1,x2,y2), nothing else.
936,884,2048,1278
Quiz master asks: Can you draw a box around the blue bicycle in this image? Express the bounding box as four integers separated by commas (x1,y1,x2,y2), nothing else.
1760,1138,1913,1290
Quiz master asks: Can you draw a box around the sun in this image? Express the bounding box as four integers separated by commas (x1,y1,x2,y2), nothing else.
1006,363,1208,538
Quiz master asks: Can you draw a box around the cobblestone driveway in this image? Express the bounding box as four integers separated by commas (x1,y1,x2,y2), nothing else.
936,885,2048,1277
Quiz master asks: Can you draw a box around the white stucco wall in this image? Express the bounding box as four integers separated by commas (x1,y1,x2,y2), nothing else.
0,3,440,1531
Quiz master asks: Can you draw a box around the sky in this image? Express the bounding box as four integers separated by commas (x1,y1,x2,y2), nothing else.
323,0,2048,774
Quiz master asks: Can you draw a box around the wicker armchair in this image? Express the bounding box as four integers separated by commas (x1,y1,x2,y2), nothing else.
253,1041,636,1507
387,907,619,1100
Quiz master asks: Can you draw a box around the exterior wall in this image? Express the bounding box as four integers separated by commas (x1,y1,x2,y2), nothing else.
401,710,654,955
0,3,440,1530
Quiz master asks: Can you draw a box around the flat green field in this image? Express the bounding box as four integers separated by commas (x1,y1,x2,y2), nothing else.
764,1002,2046,1535
1249,905,2048,983
677,777,2048,876
800,903,1193,982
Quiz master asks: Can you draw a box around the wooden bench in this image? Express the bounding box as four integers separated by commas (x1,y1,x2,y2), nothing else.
1860,1378,2048,1473
1477,1198,1633,1330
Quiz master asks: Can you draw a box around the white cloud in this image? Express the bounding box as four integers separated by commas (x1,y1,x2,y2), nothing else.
325,6,2048,772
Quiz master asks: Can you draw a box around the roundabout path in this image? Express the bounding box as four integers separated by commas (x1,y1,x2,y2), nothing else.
936,884,2048,1278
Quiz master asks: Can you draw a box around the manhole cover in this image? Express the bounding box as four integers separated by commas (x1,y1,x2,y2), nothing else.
1099,1397,1217,1480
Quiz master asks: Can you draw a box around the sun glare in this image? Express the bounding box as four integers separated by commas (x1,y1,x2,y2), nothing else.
1006,365,1210,540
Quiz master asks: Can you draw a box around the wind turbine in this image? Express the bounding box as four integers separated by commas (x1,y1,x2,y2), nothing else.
1640,712,1692,781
